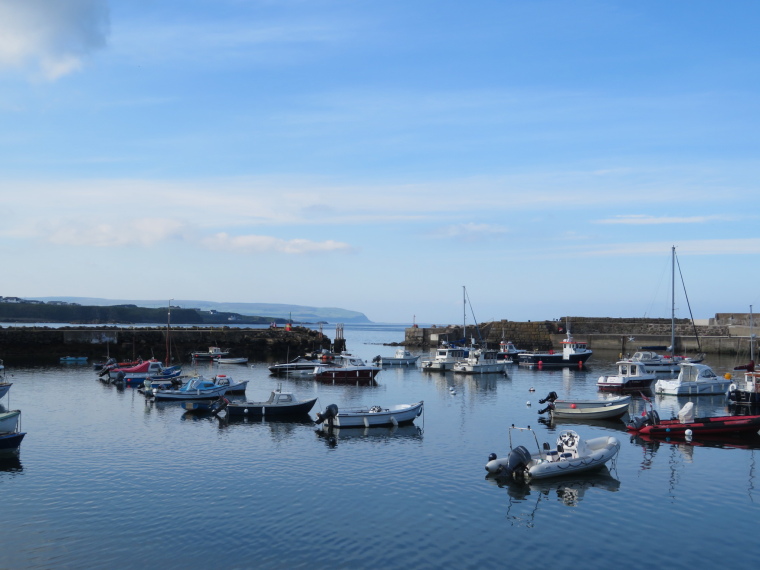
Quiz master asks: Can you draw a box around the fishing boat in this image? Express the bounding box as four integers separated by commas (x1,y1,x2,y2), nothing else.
485,426,620,481
537,392,631,420
496,340,527,362
372,349,420,366
452,348,508,374
420,343,469,372
654,363,732,396
191,346,230,360
597,361,657,392
518,327,593,368
627,400,760,439
150,376,229,401
313,353,380,384
314,401,424,428
222,388,318,418
728,372,760,405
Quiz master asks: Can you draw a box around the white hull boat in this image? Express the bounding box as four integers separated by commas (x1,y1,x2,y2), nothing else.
485,427,620,481
597,361,656,392
537,392,631,420
373,349,420,366
654,363,732,396
452,349,508,374
315,401,424,428
421,345,469,372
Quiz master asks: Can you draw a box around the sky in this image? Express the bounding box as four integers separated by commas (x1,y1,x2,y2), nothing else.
1,0,759,325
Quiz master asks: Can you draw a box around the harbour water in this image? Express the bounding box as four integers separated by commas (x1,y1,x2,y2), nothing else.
2,323,760,569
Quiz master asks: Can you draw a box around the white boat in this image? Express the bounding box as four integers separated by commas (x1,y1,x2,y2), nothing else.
313,353,380,384
314,401,424,428
654,363,732,396
373,349,419,366
624,351,681,374
537,392,631,420
452,349,508,374
214,357,249,365
597,361,657,392
485,427,620,481
0,410,20,433
150,376,229,401
420,343,469,372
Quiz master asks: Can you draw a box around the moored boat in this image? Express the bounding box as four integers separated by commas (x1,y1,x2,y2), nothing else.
728,371,760,405
496,340,527,362
537,392,631,420
452,348,508,374
314,401,424,428
597,361,656,392
373,349,419,366
627,400,760,439
485,426,620,481
214,357,249,365
0,431,25,454
223,389,318,418
313,353,380,384
518,330,592,368
0,382,11,399
0,410,21,433
108,359,181,384
420,343,469,372
268,351,336,376
150,376,229,401
654,363,731,396
191,346,230,360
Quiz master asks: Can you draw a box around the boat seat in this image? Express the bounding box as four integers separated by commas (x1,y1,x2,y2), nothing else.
560,452,573,460
546,450,559,461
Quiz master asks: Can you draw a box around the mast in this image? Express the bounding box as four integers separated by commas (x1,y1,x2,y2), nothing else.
751,305,755,363
670,246,676,357
463,285,467,344
166,299,172,367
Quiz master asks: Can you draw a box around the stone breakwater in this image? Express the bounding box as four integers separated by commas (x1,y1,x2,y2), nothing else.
0,326,338,364
405,315,753,356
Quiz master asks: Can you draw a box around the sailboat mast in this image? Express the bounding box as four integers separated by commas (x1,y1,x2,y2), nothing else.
463,286,467,343
671,246,676,356
751,305,755,363
166,299,172,367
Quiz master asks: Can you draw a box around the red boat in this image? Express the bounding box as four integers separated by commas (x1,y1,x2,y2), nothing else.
627,400,760,438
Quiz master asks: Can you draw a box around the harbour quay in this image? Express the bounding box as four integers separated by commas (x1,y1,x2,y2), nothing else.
0,325,335,363
405,313,756,356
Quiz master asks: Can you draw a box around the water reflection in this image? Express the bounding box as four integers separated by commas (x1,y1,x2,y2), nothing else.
315,424,423,447
0,454,23,474
486,468,621,526
537,415,629,433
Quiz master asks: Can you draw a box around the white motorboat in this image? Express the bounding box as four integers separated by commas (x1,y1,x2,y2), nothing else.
537,392,631,420
314,401,424,428
373,349,420,366
214,357,249,365
654,363,732,396
496,340,527,362
313,353,380,384
597,361,657,392
420,343,469,372
452,349,508,374
485,427,620,481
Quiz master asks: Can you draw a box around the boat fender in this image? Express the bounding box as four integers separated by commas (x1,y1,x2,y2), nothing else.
116,371,125,383
729,383,737,393
488,453,497,462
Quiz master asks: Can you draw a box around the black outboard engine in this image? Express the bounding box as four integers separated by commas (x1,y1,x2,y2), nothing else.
627,409,660,430
315,404,339,426
505,445,532,480
538,391,558,405
537,402,555,415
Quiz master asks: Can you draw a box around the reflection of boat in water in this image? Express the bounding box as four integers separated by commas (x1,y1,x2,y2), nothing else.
537,415,628,432
486,467,621,504
316,423,423,446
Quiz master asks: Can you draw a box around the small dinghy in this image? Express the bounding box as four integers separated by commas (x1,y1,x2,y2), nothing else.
485,426,620,481
537,391,631,420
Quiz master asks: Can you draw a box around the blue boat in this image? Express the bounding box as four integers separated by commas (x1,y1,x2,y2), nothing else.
0,431,26,453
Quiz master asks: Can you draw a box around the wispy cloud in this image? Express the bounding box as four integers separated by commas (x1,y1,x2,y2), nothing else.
428,223,510,241
576,239,760,257
0,0,109,80
201,232,355,255
595,214,736,225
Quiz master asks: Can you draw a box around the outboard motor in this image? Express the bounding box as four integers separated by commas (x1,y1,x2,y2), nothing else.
485,445,532,478
315,404,339,426
538,391,559,405
537,402,555,415
210,396,230,416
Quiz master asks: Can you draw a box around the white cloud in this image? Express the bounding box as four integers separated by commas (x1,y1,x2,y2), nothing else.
201,232,355,255
39,218,186,247
0,0,109,80
595,214,735,225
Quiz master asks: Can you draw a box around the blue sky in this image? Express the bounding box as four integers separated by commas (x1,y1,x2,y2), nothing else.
1,0,759,324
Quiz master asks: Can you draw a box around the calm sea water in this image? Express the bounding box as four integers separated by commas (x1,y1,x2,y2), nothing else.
2,323,760,569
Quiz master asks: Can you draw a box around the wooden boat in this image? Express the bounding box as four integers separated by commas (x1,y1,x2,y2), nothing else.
373,349,419,366
452,349,508,374
191,346,229,360
518,329,592,368
537,392,631,420
0,410,21,433
597,361,656,392
627,400,760,438
223,389,318,418
314,401,424,428
485,427,620,481
150,376,228,401
654,363,732,396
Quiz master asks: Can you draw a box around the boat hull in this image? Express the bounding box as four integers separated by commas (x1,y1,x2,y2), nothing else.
323,402,424,428
629,415,760,438
550,398,631,420
225,398,318,417
518,352,592,367
654,378,732,396
0,383,12,399
0,431,25,453
596,376,655,392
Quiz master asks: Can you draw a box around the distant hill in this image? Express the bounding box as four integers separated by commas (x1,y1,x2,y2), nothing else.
31,297,372,324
